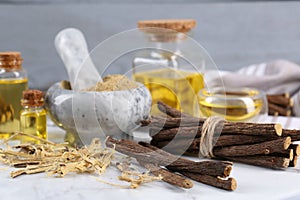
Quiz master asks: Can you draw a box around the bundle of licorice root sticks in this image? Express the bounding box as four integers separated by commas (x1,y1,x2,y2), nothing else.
267,93,294,116
143,101,300,169
106,137,237,191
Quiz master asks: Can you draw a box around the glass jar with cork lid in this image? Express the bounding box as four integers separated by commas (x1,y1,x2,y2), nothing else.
0,52,28,139
20,90,47,144
132,19,205,116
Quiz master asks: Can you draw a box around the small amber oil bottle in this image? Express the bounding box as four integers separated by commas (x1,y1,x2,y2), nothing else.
20,90,47,143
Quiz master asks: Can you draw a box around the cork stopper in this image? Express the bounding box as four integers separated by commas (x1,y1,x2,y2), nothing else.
21,90,44,107
0,51,23,69
138,19,196,33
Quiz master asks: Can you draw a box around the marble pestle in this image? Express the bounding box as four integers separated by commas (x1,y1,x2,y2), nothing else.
55,28,101,91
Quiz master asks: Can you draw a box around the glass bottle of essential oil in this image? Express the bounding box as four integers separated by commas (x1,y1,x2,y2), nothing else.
132,19,205,116
0,52,28,139
20,90,47,144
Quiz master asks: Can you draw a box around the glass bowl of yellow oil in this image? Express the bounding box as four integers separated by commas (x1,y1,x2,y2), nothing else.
198,87,268,122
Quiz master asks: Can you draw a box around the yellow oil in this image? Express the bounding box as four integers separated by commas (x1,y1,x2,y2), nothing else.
199,91,264,121
20,108,47,144
134,68,204,116
0,79,28,139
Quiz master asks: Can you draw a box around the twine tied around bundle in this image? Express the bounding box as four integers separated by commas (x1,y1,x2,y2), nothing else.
199,116,225,158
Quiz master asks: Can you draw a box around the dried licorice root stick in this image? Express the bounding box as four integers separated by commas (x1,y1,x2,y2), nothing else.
180,172,237,191
222,156,290,169
289,144,300,156
289,155,298,167
149,126,200,140
268,108,279,117
105,137,232,178
150,127,276,144
212,137,292,157
157,101,192,118
270,149,294,161
282,129,300,142
138,141,233,177
142,116,203,128
267,93,293,107
151,134,272,149
286,143,300,167
137,160,193,189
149,123,282,142
147,117,282,137
268,103,291,116
154,137,292,158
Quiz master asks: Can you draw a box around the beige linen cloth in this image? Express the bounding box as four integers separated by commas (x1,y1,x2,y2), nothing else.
207,60,300,116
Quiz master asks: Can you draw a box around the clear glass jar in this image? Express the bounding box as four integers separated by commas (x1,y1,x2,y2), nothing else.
133,20,204,116
0,52,28,138
20,90,47,144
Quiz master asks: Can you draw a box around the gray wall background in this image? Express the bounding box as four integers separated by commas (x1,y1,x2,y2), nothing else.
0,1,299,90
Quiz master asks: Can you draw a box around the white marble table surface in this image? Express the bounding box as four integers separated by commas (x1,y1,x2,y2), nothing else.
1,116,300,200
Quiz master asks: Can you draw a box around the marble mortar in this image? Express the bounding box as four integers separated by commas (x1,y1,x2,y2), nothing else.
45,81,152,146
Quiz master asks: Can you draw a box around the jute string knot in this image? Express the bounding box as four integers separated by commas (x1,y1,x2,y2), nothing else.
199,116,225,158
